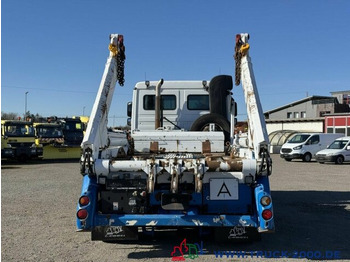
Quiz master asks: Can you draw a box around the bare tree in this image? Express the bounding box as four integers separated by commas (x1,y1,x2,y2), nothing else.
1,111,20,120
1,111,44,121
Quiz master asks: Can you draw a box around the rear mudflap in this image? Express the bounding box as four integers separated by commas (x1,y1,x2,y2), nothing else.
92,226,138,241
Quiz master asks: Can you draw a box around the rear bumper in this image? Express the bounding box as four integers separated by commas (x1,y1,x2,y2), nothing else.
94,213,258,227
90,224,268,241
78,212,274,240
87,214,274,241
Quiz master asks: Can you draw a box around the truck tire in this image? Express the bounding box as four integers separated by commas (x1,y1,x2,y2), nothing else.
190,113,230,143
302,153,312,162
335,155,344,164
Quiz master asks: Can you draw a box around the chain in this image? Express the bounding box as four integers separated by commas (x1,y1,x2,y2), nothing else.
234,35,243,86
116,36,126,86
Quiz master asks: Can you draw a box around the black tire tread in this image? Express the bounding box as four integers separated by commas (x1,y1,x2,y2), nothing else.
190,113,230,143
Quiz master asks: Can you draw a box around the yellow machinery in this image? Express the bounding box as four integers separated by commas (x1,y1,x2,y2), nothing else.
73,115,89,134
1,120,43,161
34,122,81,160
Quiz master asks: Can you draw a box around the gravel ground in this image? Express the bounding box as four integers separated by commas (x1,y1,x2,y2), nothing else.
1,155,349,261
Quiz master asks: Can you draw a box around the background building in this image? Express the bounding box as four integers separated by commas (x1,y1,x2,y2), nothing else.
263,96,345,134
264,95,350,120
263,93,350,153
324,113,350,136
330,90,350,107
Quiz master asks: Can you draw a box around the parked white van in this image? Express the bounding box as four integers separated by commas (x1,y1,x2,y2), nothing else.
315,136,350,164
280,133,344,162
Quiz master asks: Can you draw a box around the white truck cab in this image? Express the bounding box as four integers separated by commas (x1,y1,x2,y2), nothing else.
315,136,350,164
280,133,343,162
127,77,236,144
129,80,211,131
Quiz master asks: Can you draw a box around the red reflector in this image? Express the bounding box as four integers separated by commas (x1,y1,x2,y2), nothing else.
262,209,273,220
77,209,88,220
79,196,90,206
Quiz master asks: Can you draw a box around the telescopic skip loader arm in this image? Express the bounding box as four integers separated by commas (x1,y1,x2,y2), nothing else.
80,34,126,174
235,33,272,176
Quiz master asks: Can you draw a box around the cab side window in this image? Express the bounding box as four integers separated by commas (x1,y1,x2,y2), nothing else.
187,95,209,110
309,135,320,145
143,95,176,110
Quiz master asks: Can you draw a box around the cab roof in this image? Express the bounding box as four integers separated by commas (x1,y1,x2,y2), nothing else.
134,80,209,90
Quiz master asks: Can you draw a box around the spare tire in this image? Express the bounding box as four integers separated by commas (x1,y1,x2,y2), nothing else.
190,113,230,143
209,75,233,117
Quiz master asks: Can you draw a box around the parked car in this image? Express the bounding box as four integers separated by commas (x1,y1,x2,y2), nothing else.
280,133,344,162
315,136,350,164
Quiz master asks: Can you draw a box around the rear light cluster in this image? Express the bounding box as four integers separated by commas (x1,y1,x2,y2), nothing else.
79,196,90,206
260,196,271,206
77,209,88,220
260,195,273,221
77,196,90,220
262,209,273,220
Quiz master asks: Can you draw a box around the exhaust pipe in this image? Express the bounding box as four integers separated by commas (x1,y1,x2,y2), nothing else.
155,78,164,129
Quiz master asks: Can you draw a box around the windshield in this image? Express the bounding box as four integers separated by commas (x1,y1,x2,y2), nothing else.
288,134,311,143
64,122,83,131
4,124,35,137
328,140,349,149
36,126,63,138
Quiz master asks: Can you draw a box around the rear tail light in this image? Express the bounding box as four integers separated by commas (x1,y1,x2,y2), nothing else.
77,209,88,220
79,196,90,206
260,196,272,206
262,209,273,220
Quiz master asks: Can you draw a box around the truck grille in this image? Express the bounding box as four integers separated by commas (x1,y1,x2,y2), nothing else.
281,148,292,153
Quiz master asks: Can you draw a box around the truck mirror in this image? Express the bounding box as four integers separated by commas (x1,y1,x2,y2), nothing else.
127,102,132,117
231,100,238,117
127,118,131,126
347,146,350,151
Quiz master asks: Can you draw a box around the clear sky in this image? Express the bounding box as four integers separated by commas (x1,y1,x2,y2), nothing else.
1,0,350,126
